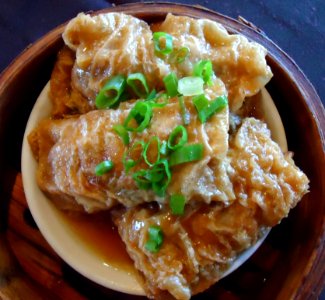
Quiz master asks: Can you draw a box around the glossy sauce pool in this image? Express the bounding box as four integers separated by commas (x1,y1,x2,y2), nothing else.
61,210,135,273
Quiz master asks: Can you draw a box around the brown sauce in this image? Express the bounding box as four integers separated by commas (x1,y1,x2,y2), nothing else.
61,210,135,273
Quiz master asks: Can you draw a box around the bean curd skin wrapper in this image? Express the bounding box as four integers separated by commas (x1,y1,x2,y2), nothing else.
28,11,309,300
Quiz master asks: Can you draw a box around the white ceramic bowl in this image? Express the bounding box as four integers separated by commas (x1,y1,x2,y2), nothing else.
21,81,287,295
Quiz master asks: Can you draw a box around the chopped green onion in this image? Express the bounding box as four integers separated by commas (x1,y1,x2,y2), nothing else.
123,141,145,173
95,160,114,176
132,169,151,190
193,60,214,86
153,32,173,56
169,144,204,167
127,73,149,98
151,159,171,197
143,136,161,167
193,95,228,123
192,94,209,111
145,225,164,253
95,75,126,109
149,93,169,108
145,168,165,183
124,158,137,173
132,159,171,197
163,73,179,97
124,101,153,132
177,76,204,96
146,89,157,101
178,96,190,125
170,194,186,215
169,47,190,64
160,140,168,155
168,125,188,151
113,124,129,145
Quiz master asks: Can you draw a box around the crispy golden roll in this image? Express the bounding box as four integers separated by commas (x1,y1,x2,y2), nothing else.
50,46,93,117
63,12,161,101
113,202,260,300
28,84,232,213
153,14,273,111
62,13,272,112
113,118,309,300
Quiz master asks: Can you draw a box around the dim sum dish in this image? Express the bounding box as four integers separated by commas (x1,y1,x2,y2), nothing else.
22,11,310,300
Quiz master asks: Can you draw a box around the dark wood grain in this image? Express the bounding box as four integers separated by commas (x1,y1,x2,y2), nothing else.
0,3,324,299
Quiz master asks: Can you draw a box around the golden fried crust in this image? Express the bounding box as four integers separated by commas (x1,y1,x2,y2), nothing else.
112,118,309,300
113,202,259,300
61,13,272,112
50,46,93,117
228,118,309,226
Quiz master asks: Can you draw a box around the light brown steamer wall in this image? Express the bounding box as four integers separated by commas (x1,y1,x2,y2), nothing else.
0,3,324,300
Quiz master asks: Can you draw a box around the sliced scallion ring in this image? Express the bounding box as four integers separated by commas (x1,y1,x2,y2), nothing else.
192,94,209,111
123,141,146,173
151,159,171,197
193,60,214,86
160,140,168,156
169,47,190,64
143,136,161,167
124,101,153,132
127,73,149,98
193,95,228,123
163,72,179,97
132,169,151,190
145,225,164,253
153,32,173,56
169,144,204,167
170,194,186,215
113,124,129,145
178,96,190,125
149,93,169,108
168,125,188,151
177,76,204,96
146,89,157,101
95,160,114,176
95,75,126,109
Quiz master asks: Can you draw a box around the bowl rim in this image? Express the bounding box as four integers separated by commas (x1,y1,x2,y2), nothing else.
0,2,324,298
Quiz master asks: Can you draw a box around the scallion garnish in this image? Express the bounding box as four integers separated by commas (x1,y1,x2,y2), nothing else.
149,93,169,108
132,169,152,190
169,144,204,167
169,47,190,64
151,159,171,197
127,73,149,98
146,89,157,101
143,136,161,167
168,125,188,151
95,160,114,176
170,194,186,215
145,225,164,253
177,76,204,96
193,94,228,123
95,75,126,109
124,101,153,132
113,124,130,145
153,32,173,56
123,141,145,173
192,94,209,111
193,59,214,86
163,72,179,97
178,96,190,125
160,140,168,155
